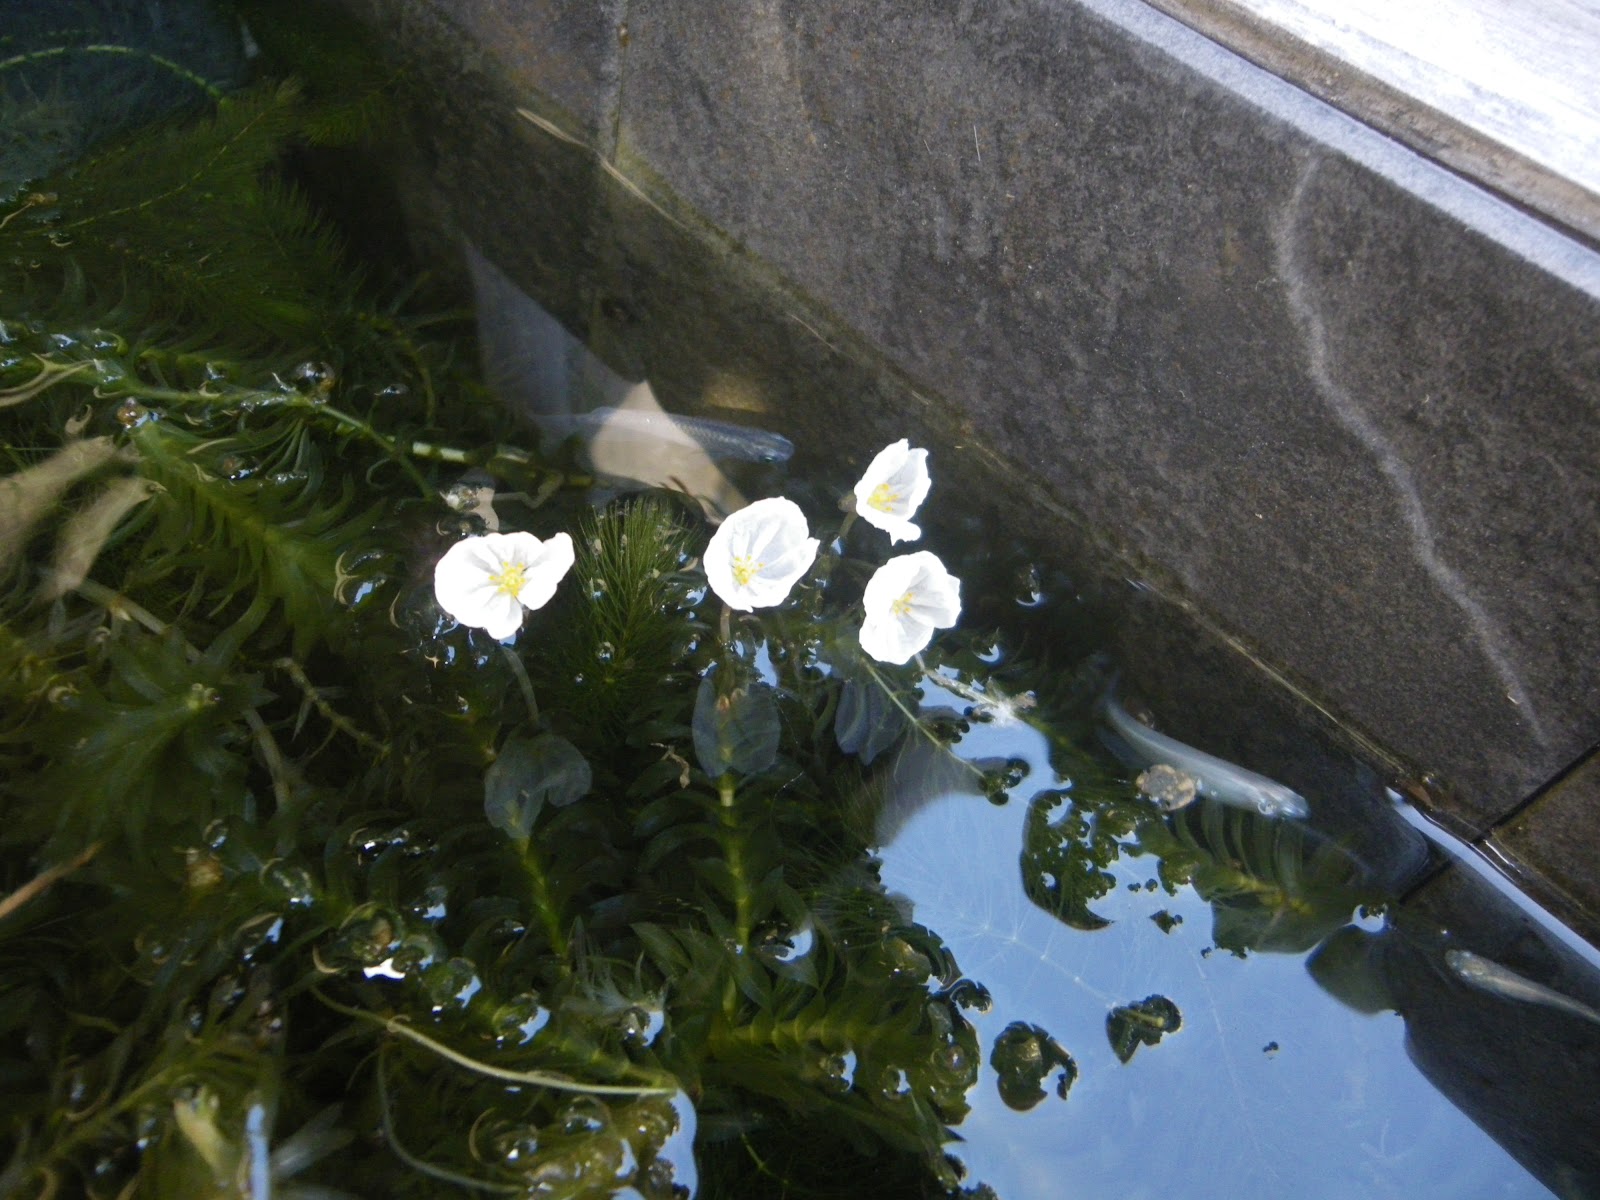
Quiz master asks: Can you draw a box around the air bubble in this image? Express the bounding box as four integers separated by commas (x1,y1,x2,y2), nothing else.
260,861,316,908
328,907,404,968
491,992,549,1046
410,882,448,922
389,929,444,976
289,361,336,396
557,1096,611,1137
1014,563,1044,607
422,956,481,1011
115,398,151,428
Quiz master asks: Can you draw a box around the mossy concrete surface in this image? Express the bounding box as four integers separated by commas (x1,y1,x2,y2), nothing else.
327,0,1600,943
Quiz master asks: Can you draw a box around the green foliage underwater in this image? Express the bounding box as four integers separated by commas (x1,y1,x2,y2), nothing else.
0,4,1383,1198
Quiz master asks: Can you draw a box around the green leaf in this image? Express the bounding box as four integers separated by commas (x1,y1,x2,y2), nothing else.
692,674,779,780
989,1021,1077,1111
834,673,907,766
1106,994,1182,1063
484,732,592,842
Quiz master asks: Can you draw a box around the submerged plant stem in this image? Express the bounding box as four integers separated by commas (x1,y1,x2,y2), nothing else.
315,990,675,1096
520,838,568,958
0,842,102,921
0,44,225,99
718,774,754,954
376,1047,523,1194
499,644,540,726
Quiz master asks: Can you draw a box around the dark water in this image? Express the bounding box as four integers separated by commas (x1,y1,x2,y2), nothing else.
3,3,1599,1198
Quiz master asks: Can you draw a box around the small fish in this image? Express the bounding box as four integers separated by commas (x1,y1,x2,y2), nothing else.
1101,691,1310,819
1445,949,1600,1028
465,242,790,518
541,406,793,465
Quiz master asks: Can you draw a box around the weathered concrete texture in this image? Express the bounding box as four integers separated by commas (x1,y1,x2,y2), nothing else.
342,0,628,144
612,0,1600,831
1492,752,1600,937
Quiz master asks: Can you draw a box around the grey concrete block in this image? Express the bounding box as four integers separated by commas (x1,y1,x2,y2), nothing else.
333,0,626,143
1492,753,1600,937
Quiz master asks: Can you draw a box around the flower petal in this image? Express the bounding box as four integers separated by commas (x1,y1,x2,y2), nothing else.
433,530,575,638
858,550,962,664
853,440,931,543
705,496,817,610
859,610,933,665
514,532,575,611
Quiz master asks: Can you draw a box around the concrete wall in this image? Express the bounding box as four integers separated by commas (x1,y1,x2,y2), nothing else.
329,0,1600,935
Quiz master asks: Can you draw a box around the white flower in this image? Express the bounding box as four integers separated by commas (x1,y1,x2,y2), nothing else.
859,551,961,664
433,530,575,639
704,496,819,611
852,439,931,543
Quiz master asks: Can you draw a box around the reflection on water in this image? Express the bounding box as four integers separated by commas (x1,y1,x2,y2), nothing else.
874,680,1561,1197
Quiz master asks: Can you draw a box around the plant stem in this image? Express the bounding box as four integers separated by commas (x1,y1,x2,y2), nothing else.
520,838,569,958
498,644,540,726
0,44,224,99
717,774,754,953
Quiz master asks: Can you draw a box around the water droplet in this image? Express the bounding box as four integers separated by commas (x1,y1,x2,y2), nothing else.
589,578,608,601
946,979,992,1012
409,882,448,922
757,921,815,964
328,907,404,968
289,361,336,396
260,861,316,908
490,1122,541,1165
422,957,481,1011
235,913,284,961
219,453,253,480
883,937,932,983
595,641,616,664
615,1004,664,1050
389,930,444,976
115,398,151,428
1014,563,1044,607
557,1096,610,1136
818,1050,856,1094
491,992,549,1046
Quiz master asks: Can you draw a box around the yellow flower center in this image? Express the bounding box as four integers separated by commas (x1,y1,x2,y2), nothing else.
868,482,899,512
489,561,527,597
731,555,763,587
890,589,915,617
